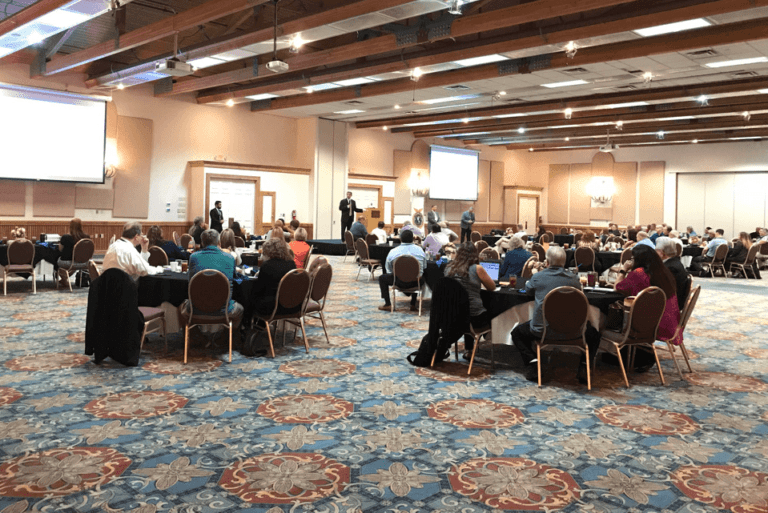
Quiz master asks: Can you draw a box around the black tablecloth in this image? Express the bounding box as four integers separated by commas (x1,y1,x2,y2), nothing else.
683,245,703,257
368,243,401,263
0,243,60,267
482,235,501,246
241,253,261,267
565,250,622,270
138,272,255,309
554,234,574,246
307,239,348,256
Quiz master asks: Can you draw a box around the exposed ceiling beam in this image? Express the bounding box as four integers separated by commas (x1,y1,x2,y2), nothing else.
223,8,259,36
0,0,71,38
360,75,768,130
35,0,271,77
85,0,416,88
190,0,638,101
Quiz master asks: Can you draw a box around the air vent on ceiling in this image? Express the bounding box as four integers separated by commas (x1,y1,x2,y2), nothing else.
502,97,524,103
613,85,638,90
344,100,364,105
626,70,645,75
654,103,676,111
732,71,759,77
686,49,718,57
564,67,589,73
444,84,471,91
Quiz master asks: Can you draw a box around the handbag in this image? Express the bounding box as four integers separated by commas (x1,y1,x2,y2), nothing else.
606,301,624,332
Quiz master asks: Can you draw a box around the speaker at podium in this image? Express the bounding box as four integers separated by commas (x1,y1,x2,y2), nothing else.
364,208,382,233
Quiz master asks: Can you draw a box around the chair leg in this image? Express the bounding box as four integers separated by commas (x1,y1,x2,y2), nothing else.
32,270,36,295
418,291,422,317
184,325,189,364
162,317,168,352
299,318,309,354
2,270,5,296
679,341,693,372
614,343,630,388
140,322,148,350
665,341,684,380
228,321,233,363
318,312,330,344
536,345,542,387
652,346,666,386
265,323,276,358
391,288,396,313
356,266,362,280
467,335,480,375
584,347,591,391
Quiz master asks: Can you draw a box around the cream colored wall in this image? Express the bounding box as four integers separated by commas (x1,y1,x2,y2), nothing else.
347,126,415,177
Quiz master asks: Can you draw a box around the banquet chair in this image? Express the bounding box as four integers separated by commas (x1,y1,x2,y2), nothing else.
656,284,700,379
300,246,314,270
307,256,329,275
538,234,551,244
109,235,116,246
475,240,489,252
599,286,667,387
147,247,169,267
546,231,555,241
573,233,583,245
3,239,35,296
479,248,499,261
234,237,246,248
390,255,424,316
252,269,311,358
88,260,101,282
559,228,568,235
57,238,95,292
701,244,728,277
343,231,357,262
620,248,632,265
172,231,180,246
180,270,236,364
758,242,768,270
290,263,333,346
470,231,481,243
139,306,167,352
355,239,381,280
363,234,376,246
448,234,459,243
536,286,592,389
675,243,683,257
729,244,760,279
531,243,545,262
521,256,538,280
179,234,193,251
574,247,596,272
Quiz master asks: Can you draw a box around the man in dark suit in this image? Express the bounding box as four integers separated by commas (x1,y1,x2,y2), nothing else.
339,191,363,241
427,205,441,233
210,201,224,232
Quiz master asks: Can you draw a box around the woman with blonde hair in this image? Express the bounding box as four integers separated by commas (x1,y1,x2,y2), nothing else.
290,227,310,268
242,237,297,335
220,228,242,265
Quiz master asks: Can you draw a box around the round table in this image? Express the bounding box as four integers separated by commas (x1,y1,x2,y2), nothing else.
138,271,255,308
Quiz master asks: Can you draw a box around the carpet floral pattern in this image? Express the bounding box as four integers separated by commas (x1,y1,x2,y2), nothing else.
0,259,766,512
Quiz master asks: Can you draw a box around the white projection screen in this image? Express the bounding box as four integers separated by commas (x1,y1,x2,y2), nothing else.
429,145,479,201
0,84,107,183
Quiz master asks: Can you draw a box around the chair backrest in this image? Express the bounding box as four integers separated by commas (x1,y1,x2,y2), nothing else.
573,232,583,244
744,243,760,265
72,238,95,264
148,246,169,266
559,228,568,235
109,235,116,245
678,285,701,334
355,239,369,260
344,230,355,250
712,242,728,263
187,270,231,320
448,234,458,243
521,256,538,279
675,243,683,257
470,231,481,243
172,231,179,246
8,239,34,265
626,286,667,342
475,240,489,252
275,269,311,312
574,246,595,268
539,233,551,244
88,260,100,279
479,248,499,261
302,245,314,269
531,243,545,262
392,255,420,283
309,263,333,303
620,248,632,264
759,241,768,255
180,234,192,250
234,236,245,247
542,286,589,338
308,256,329,275
366,233,378,246
546,231,555,241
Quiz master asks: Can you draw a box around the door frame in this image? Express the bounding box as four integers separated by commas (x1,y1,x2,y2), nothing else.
205,174,261,232
517,194,540,232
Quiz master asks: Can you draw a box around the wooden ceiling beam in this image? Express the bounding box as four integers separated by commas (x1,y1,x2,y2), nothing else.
192,0,637,101
0,0,71,38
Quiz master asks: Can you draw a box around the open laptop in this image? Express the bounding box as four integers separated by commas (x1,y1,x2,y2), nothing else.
480,259,502,284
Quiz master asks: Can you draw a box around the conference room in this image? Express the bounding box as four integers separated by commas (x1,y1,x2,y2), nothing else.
1,0,768,511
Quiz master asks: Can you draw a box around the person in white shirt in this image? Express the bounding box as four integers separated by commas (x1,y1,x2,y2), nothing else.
102,222,158,280
438,221,458,240
513,224,527,239
371,221,389,245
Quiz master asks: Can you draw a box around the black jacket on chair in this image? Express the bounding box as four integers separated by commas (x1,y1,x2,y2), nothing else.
85,268,144,366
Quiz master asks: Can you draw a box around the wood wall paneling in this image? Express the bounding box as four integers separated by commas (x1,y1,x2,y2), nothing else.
32,182,75,217
548,165,570,223
75,185,114,210
490,161,504,222
113,116,153,218
612,162,637,227
569,164,592,224
0,180,26,217
475,160,491,223
638,161,665,224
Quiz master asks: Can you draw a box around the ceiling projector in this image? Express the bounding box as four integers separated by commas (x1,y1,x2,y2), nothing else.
599,143,619,152
267,59,289,73
155,59,194,76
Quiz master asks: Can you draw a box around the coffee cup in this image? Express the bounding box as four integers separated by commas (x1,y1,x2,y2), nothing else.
181,261,188,273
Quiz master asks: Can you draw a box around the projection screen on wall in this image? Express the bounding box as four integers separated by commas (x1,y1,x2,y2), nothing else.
429,145,480,201
0,84,107,183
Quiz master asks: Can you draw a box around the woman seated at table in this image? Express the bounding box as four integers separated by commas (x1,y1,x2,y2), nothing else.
289,228,310,269
56,218,90,286
494,227,516,253
615,244,682,350
499,236,532,280
242,237,297,333
147,225,190,262
444,242,495,359
220,229,242,266
231,222,248,241
725,232,751,274
577,231,600,250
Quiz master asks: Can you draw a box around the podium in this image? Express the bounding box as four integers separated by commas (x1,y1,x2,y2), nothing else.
365,208,383,232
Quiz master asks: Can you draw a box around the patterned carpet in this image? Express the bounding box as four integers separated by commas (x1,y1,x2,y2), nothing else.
0,259,766,512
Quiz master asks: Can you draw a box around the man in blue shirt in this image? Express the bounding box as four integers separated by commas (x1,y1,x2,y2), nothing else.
511,246,599,384
180,229,243,323
635,232,655,249
690,228,729,275
460,206,475,242
349,216,368,241
377,230,427,311
499,236,532,280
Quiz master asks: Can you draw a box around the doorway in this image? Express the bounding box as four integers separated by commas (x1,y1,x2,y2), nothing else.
517,195,539,233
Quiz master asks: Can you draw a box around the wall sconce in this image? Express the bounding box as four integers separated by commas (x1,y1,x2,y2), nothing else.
408,168,430,196
104,139,119,178
586,176,616,207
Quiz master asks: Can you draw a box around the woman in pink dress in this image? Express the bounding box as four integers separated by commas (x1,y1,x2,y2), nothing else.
615,244,682,345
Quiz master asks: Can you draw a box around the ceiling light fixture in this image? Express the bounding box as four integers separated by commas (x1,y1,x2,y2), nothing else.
453,54,508,67
528,148,534,152
448,0,462,15
656,130,665,140
498,91,506,96
633,18,711,37
565,137,570,141
541,80,589,88
289,34,305,53
616,120,623,130
705,56,768,68
411,68,423,82
642,71,654,84
226,99,235,107
697,95,708,105
462,118,469,123
564,41,578,59
117,83,125,90
564,108,573,120
394,104,401,109
334,109,365,114
383,126,388,131
518,127,526,134
742,111,751,122
693,139,698,143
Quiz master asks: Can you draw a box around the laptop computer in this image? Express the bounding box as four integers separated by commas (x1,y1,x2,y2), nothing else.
480,259,502,284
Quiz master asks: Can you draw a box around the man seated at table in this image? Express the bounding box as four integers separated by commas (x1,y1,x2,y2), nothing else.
690,228,729,273
422,225,449,257
499,236,532,280
685,226,697,238
608,223,621,237
511,246,599,383
758,228,768,242
656,236,690,311
495,227,516,254
350,216,368,241
513,224,527,239
371,221,388,245
439,221,458,241
180,229,243,324
102,222,159,280
400,220,424,238
377,230,427,312
635,231,655,249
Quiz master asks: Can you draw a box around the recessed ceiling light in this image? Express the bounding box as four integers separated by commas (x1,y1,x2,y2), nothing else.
633,18,711,37
334,109,365,114
246,93,279,101
705,57,768,68
334,77,375,87
304,83,341,92
453,54,508,67
37,9,91,28
418,94,480,105
606,101,649,109
187,57,225,69
492,113,527,119
541,80,589,88
226,99,235,107
498,91,506,96
117,83,125,90
518,127,526,134
759,89,768,94
382,126,387,131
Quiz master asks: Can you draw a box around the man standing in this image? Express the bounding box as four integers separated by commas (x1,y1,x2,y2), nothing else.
210,201,224,233
460,206,475,242
102,221,158,280
377,230,427,312
427,205,441,233
339,192,363,241
350,216,368,241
